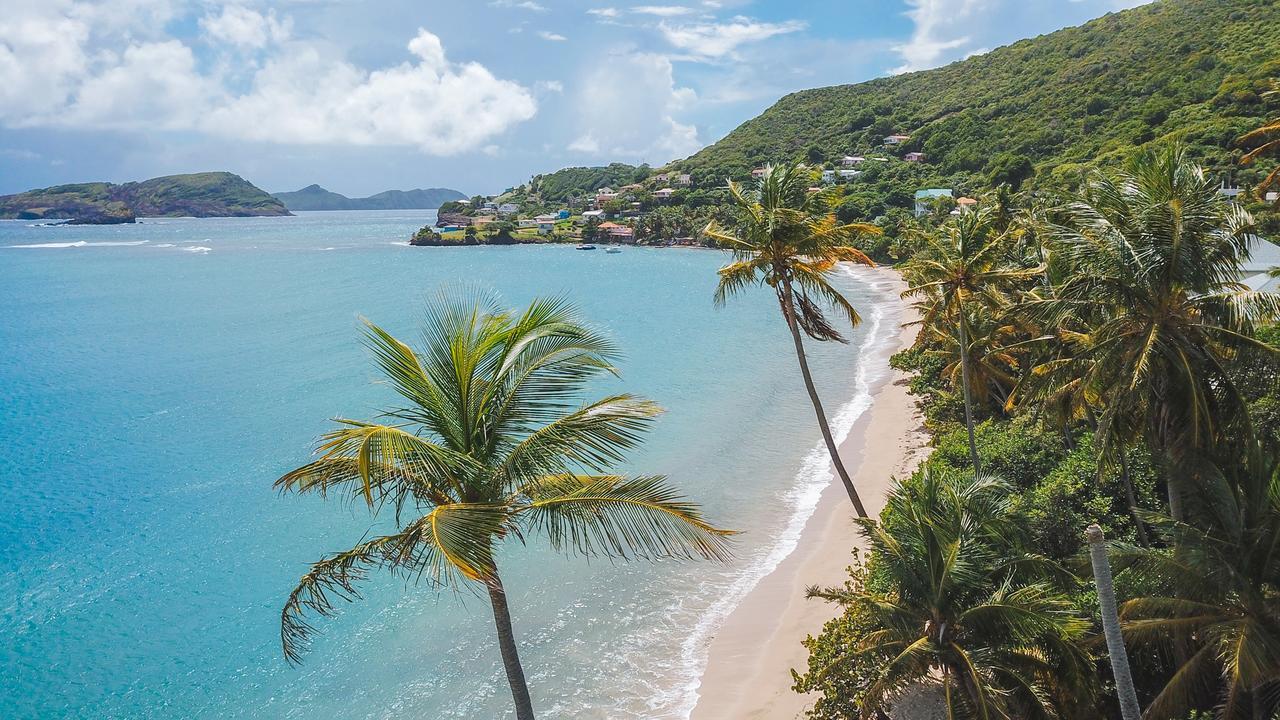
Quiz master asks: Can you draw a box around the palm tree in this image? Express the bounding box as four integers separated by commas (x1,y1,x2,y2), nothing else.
1041,146,1279,521
1118,452,1280,719
704,163,881,516
903,206,1041,474
1239,78,1280,201
921,303,1024,412
274,292,733,720
807,469,1094,719
1086,524,1141,720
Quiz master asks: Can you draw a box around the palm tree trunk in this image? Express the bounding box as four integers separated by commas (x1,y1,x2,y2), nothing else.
486,573,535,720
778,281,869,518
957,314,982,475
1087,524,1141,720
1116,446,1150,546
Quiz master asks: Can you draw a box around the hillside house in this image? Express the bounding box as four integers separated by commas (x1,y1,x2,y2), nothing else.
821,169,836,183
1240,238,1280,293
654,188,676,200
956,197,978,212
838,169,861,179
884,134,911,146
905,152,926,163
914,188,953,217
595,190,619,207
751,167,768,179
518,219,537,228
841,156,864,167
534,214,559,234
1266,191,1278,203
497,203,519,215
676,174,692,186
581,209,605,220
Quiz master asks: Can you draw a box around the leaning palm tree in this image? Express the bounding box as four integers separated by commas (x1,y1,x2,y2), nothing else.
1118,451,1280,719
704,163,881,516
903,206,1041,473
1041,145,1279,521
806,469,1094,719
274,292,733,720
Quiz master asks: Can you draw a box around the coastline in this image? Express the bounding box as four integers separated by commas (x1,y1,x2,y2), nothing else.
688,266,927,720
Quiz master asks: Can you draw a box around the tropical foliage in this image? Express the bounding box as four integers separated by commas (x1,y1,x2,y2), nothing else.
275,292,732,720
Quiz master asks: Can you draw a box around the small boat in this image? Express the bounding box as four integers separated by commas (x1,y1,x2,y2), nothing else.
576,243,597,250
605,246,622,254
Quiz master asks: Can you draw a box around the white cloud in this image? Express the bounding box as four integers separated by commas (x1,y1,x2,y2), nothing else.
892,0,982,73
536,79,565,93
200,4,291,49
632,5,695,16
538,30,568,41
658,16,806,59
586,7,620,17
569,52,700,161
0,3,537,155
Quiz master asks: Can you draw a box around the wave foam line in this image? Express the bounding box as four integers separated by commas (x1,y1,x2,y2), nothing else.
669,269,903,719
6,240,149,249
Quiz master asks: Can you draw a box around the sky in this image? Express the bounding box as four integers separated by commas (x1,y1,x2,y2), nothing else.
0,0,1150,197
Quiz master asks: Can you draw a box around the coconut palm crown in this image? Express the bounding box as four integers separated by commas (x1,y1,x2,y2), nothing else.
274,291,733,720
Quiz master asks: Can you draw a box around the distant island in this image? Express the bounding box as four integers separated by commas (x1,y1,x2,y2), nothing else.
0,172,290,224
272,184,465,211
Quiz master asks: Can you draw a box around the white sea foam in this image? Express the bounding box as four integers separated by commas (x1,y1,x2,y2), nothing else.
668,268,902,719
182,246,212,254
6,240,149,249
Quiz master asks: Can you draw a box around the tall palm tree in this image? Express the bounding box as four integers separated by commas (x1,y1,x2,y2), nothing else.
705,163,881,516
903,206,1041,474
1041,145,1279,521
807,469,1094,719
921,303,1024,412
1118,452,1280,719
274,292,733,720
1086,524,1141,720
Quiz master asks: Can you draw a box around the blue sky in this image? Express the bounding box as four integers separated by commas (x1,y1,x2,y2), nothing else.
0,0,1148,196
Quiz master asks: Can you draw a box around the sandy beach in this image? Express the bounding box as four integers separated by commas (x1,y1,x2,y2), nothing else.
690,270,928,720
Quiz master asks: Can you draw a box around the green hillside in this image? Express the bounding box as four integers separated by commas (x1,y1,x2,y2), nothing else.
0,172,289,223
273,184,465,211
673,0,1280,192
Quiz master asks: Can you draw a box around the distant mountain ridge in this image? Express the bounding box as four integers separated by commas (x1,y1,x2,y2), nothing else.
273,184,466,211
0,172,290,224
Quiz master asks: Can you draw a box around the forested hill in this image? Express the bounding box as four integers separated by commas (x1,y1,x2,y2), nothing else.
272,184,466,211
673,0,1280,188
0,172,290,223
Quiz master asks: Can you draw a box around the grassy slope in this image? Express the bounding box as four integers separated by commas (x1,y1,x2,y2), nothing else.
674,0,1280,187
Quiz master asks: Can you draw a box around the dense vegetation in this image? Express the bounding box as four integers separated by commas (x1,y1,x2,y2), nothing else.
0,172,290,222
788,146,1280,719
671,0,1279,202
272,184,464,211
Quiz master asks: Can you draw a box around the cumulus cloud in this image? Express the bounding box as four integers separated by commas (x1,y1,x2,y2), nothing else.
569,52,700,161
538,30,568,41
200,4,291,49
632,5,696,16
0,3,537,155
489,0,547,10
892,0,982,73
586,7,620,18
658,16,807,59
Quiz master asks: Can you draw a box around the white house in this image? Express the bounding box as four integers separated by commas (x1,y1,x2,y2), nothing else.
1219,182,1243,199
497,203,519,215
884,134,911,146
821,169,836,184
595,190,619,207
654,188,676,199
838,169,862,180
914,188,953,217
518,218,538,228
581,209,605,220
676,174,692,186
841,156,864,167
1239,238,1280,293
534,214,559,234
751,167,767,179
1267,191,1279,203
905,152,926,163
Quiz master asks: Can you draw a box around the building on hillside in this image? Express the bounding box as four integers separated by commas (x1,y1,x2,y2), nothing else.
455,199,472,206
841,156,864,167
1266,191,1279,202
557,209,570,219
654,188,676,200
581,209,605,220
676,173,692,186
653,172,672,183
751,167,768,179
472,215,497,226
955,197,978,212
914,188,953,217
1219,182,1243,199
482,201,498,210
905,152,926,163
497,203,519,214
884,134,911,146
838,169,862,179
518,219,537,228
821,169,836,184
806,186,822,194
1239,238,1280,293
595,190,619,207
534,214,559,234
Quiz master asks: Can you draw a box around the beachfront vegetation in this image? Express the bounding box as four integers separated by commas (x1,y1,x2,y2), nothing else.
273,292,732,720
793,145,1280,719
705,163,880,516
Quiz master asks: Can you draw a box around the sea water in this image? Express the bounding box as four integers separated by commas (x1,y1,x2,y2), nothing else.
0,210,903,719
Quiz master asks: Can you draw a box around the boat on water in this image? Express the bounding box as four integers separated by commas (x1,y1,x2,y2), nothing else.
605,246,621,254
576,243,597,250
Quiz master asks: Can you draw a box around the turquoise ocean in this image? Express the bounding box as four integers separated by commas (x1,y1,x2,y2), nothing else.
0,210,903,719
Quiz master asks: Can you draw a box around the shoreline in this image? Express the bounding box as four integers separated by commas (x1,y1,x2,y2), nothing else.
688,266,927,719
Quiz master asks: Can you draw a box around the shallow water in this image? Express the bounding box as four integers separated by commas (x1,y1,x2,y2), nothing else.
0,210,901,719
